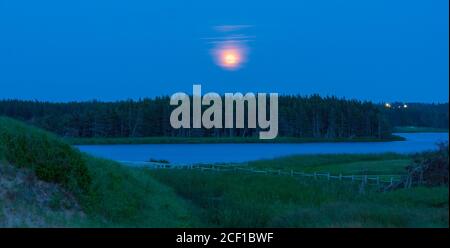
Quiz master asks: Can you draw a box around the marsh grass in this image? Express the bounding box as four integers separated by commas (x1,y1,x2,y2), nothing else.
248,153,411,176
150,170,448,227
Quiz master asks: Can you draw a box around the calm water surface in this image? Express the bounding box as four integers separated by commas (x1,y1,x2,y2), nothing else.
76,133,448,164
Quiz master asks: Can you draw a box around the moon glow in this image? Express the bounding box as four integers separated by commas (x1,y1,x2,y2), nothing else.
213,43,247,70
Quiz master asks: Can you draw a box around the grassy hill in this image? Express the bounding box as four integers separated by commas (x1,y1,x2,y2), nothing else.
0,116,448,227
0,117,196,227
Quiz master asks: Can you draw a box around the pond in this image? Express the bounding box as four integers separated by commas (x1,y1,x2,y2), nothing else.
76,133,448,164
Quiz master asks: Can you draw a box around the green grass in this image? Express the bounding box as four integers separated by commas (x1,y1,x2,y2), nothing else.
149,170,448,227
65,135,405,145
248,153,411,176
77,156,197,227
393,126,449,133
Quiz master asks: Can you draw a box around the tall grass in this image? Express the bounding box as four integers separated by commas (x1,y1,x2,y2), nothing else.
78,156,198,227
150,170,448,227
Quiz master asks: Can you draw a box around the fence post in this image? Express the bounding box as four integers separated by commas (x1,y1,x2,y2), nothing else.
314,172,317,179
351,175,354,182
376,176,380,185
327,173,330,180
339,174,342,181
390,177,394,186
359,179,366,194
278,170,281,175
291,170,294,176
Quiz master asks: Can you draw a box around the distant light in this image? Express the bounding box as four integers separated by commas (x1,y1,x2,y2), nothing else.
403,104,408,108
384,103,391,108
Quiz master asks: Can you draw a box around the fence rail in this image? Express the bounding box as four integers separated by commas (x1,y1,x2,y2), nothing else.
119,160,404,187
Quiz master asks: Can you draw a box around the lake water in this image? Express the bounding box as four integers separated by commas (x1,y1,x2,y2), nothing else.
76,133,448,164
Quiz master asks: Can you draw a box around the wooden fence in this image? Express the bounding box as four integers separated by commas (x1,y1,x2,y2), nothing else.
120,160,404,187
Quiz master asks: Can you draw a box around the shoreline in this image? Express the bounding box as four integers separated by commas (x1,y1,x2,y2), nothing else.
66,135,406,145
393,126,449,133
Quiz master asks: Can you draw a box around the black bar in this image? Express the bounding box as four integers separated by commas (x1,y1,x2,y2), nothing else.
0,228,448,247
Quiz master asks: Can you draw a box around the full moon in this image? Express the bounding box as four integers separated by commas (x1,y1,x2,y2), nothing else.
212,43,247,70
221,49,240,68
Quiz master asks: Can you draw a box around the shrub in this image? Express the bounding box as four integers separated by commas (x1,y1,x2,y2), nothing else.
405,142,449,187
0,117,91,194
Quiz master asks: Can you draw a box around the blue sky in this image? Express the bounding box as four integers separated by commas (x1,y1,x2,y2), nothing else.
0,0,448,102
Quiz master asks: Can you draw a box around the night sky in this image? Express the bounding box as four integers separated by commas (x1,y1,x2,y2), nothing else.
0,0,448,102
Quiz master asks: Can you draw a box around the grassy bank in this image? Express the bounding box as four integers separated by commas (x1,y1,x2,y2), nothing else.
393,126,449,133
0,117,196,227
78,155,197,227
0,162,85,227
66,135,405,145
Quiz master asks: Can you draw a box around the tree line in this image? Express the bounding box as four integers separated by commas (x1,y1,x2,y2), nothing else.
380,102,448,129
0,96,419,139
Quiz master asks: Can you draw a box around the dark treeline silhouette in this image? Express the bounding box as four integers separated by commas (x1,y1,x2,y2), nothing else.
0,96,397,139
380,102,449,129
